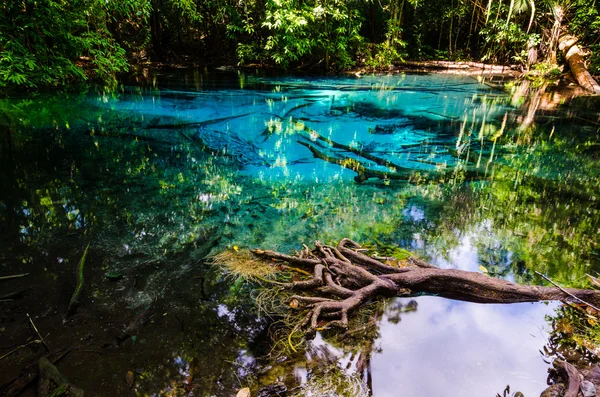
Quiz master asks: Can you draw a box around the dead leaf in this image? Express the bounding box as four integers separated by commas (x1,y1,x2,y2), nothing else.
236,387,251,397
290,299,299,309
126,370,134,388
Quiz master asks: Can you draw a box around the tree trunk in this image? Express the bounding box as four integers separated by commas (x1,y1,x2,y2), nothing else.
559,32,600,94
249,239,600,332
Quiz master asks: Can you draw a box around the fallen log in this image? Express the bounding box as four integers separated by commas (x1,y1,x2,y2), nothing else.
241,239,600,332
558,32,600,94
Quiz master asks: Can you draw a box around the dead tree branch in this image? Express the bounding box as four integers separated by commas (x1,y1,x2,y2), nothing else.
250,239,600,333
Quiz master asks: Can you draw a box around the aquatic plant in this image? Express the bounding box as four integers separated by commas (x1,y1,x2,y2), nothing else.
63,243,90,324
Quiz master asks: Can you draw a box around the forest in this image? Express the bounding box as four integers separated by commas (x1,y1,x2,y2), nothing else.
1,0,599,90
2,1,600,397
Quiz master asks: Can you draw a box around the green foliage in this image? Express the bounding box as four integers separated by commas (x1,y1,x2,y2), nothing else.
365,41,406,69
523,61,562,87
480,1,532,65
2,0,600,88
236,43,263,65
568,0,600,76
589,44,600,76
0,0,149,92
260,0,363,70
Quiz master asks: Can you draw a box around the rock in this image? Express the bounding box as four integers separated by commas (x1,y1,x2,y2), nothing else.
581,380,596,397
257,382,287,397
540,384,565,397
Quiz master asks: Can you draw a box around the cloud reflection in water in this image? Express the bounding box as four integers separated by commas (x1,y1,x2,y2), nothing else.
371,297,557,396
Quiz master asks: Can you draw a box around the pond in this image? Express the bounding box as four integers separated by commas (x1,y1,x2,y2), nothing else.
1,70,599,396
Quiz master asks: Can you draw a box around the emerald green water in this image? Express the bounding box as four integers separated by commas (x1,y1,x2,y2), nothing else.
1,71,599,396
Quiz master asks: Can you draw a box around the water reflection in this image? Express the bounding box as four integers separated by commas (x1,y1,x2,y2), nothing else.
1,71,599,395
373,297,557,396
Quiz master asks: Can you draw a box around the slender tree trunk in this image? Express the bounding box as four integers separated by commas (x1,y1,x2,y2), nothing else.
149,1,164,61
397,0,405,41
369,3,376,42
388,0,399,47
547,5,563,64
449,0,454,56
454,16,461,55
467,0,478,52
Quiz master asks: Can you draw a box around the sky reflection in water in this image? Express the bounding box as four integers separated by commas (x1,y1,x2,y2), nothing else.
2,71,598,396
373,298,555,396
313,230,557,396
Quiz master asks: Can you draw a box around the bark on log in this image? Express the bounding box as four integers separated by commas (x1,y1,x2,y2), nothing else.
559,33,600,94
251,239,600,331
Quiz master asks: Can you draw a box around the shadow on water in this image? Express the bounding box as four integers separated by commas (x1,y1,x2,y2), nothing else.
1,69,599,396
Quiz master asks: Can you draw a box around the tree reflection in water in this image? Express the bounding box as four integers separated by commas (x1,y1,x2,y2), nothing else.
1,72,599,396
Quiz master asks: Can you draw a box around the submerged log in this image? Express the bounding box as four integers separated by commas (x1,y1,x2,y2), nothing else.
250,239,600,332
39,357,84,397
559,33,600,94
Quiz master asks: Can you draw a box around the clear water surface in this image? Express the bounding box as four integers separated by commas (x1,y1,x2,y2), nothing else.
1,70,599,396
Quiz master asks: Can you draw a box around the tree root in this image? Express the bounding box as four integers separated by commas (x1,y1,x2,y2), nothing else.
251,239,600,333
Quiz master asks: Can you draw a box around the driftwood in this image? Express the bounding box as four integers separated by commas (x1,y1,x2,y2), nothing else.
297,122,410,172
297,140,413,182
252,239,600,332
559,32,600,94
0,273,29,281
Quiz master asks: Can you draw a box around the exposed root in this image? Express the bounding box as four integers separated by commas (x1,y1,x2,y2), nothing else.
248,239,600,338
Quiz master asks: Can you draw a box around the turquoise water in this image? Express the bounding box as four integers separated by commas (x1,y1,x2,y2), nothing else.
1,70,599,396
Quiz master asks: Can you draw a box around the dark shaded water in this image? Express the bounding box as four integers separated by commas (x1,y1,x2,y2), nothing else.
1,70,599,396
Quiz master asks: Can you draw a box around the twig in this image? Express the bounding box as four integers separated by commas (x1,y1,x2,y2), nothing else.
0,288,31,300
27,313,49,352
0,273,29,281
535,271,600,312
173,313,185,332
0,339,40,361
